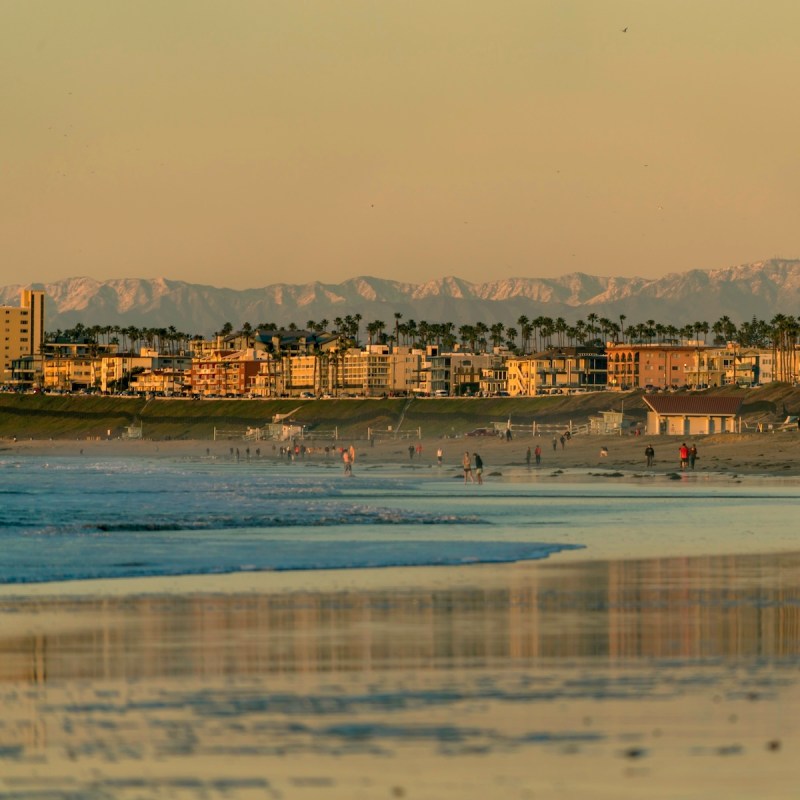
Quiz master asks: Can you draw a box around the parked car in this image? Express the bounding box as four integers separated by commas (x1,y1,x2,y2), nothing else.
465,427,495,437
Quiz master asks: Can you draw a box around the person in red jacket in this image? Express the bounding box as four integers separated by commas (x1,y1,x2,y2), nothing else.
679,443,689,470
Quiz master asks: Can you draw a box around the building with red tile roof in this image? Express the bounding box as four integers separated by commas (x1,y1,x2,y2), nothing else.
643,394,744,435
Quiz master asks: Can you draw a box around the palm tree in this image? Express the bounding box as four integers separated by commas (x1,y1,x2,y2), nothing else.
539,318,555,349
490,322,505,349
504,327,518,352
516,315,529,352
586,312,599,342
693,321,709,343
366,320,386,346
405,319,417,347
554,317,568,347
475,322,489,352
416,320,431,347
393,312,403,351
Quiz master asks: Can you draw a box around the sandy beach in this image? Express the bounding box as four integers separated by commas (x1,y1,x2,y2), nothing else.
0,432,798,798
3,426,799,476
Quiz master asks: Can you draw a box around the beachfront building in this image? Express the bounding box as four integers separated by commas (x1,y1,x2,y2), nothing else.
253,328,338,356
684,344,800,387
190,348,265,397
643,395,744,435
95,349,193,393
428,352,495,396
41,338,118,392
506,347,606,396
387,347,427,396
129,368,189,396
2,289,45,387
249,346,426,398
249,356,287,397
686,345,757,388
329,346,424,397
606,343,707,390
478,358,509,396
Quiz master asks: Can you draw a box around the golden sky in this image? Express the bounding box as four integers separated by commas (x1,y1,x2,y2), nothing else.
2,0,799,288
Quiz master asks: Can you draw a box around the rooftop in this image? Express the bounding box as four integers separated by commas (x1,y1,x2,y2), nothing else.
644,395,744,416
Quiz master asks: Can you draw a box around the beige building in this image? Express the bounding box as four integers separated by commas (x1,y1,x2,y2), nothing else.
339,346,424,397
250,347,426,398
506,348,606,396
687,345,797,387
41,339,117,391
97,349,193,393
644,395,743,435
130,368,189,396
2,289,45,385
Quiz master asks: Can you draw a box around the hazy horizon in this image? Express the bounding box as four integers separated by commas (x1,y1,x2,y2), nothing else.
3,1,799,290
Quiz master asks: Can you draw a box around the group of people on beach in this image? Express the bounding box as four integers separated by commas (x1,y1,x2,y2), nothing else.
525,445,542,466
642,442,698,469
337,436,700,478
462,451,484,484
408,443,423,459
678,442,698,470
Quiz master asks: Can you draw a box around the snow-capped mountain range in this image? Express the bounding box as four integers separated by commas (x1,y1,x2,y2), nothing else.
2,259,798,336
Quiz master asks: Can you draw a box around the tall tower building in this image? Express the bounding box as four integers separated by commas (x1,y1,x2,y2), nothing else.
1,289,45,385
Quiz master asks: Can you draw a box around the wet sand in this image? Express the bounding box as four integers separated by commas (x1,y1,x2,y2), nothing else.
2,553,800,798
1,435,799,797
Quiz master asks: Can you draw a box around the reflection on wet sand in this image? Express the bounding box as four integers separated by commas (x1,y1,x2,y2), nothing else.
1,552,799,799
3,551,800,684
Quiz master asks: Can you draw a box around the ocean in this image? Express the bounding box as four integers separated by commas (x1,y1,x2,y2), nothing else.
2,452,798,585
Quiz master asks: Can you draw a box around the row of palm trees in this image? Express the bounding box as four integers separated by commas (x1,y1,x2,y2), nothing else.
47,322,201,355
50,312,799,360
303,313,800,357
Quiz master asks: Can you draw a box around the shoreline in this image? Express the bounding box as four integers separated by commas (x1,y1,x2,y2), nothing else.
0,438,797,599
2,428,799,474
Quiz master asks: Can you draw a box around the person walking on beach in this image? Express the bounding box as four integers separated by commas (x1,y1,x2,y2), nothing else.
473,452,484,485
560,435,566,450
679,443,689,470
526,447,531,467
436,447,443,466
552,436,558,451
342,449,352,475
645,444,655,467
534,444,542,466
408,444,415,460
689,444,698,470
462,451,474,483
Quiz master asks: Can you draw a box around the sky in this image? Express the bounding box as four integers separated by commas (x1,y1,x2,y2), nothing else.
2,0,800,290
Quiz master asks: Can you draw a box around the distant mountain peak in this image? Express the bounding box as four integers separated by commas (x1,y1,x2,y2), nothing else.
3,258,798,335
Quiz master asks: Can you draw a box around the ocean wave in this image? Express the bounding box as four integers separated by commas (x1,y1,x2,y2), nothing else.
0,540,582,584
87,507,486,533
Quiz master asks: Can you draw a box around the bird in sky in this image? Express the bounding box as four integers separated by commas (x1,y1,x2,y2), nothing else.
621,26,628,33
